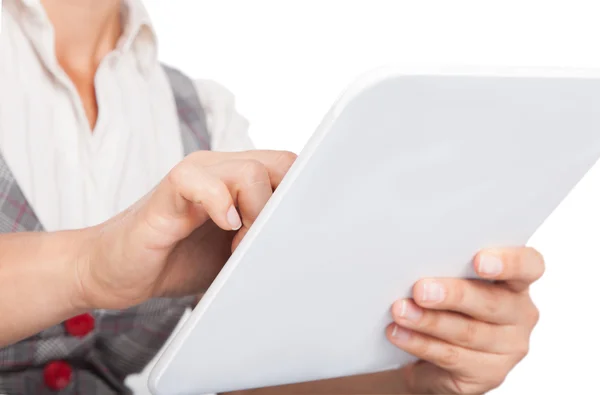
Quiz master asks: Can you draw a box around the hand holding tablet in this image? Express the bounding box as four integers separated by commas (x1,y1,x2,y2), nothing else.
150,66,600,395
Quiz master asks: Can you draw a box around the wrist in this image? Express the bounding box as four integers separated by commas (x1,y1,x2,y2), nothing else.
53,226,101,313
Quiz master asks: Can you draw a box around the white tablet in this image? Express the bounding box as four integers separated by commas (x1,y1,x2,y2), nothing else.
149,66,600,395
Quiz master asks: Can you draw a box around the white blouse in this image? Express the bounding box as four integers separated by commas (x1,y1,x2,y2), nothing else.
0,0,253,232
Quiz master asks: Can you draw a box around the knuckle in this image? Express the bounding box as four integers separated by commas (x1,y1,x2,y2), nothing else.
517,296,540,327
412,337,432,359
487,374,506,391
515,340,530,361
204,182,226,200
523,247,546,279
183,150,215,167
420,310,442,332
458,319,480,346
450,280,467,307
168,162,194,186
533,252,546,279
483,290,502,317
525,246,544,263
527,304,541,326
507,324,532,361
276,150,298,168
438,345,461,368
239,159,269,184
473,358,511,391
168,162,227,203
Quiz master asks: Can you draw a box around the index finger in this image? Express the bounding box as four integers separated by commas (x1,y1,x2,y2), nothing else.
188,150,297,189
473,246,545,292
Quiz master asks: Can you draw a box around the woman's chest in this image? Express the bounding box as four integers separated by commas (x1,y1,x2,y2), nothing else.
0,57,186,231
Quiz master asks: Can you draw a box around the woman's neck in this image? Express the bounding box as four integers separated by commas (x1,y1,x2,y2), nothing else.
41,0,122,72
40,0,123,130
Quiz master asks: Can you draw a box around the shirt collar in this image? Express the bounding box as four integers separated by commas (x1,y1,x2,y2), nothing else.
6,0,159,76
117,0,159,75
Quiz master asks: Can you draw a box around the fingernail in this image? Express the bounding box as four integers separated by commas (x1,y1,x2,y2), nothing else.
227,206,242,230
478,254,504,277
391,325,411,342
397,300,423,322
421,281,446,303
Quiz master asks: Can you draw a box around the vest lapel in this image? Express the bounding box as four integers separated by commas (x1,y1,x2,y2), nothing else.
0,154,43,233
162,64,211,155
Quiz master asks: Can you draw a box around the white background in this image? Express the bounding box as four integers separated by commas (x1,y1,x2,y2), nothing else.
131,1,600,394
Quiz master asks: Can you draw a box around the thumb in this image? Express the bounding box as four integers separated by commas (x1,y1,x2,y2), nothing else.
403,361,459,394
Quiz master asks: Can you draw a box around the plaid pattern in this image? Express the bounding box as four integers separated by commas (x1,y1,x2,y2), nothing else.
0,65,211,394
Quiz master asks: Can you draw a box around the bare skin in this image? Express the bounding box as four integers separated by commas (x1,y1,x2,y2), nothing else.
0,1,545,394
42,0,121,129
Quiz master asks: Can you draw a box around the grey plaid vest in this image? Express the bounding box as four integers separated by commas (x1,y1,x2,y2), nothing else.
0,65,211,395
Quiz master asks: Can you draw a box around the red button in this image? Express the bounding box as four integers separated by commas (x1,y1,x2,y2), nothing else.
64,313,95,337
43,361,72,391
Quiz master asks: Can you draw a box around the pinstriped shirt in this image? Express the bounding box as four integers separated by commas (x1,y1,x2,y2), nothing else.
0,0,253,233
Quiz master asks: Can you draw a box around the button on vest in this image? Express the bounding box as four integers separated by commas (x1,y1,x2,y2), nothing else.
43,361,72,390
64,313,96,337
